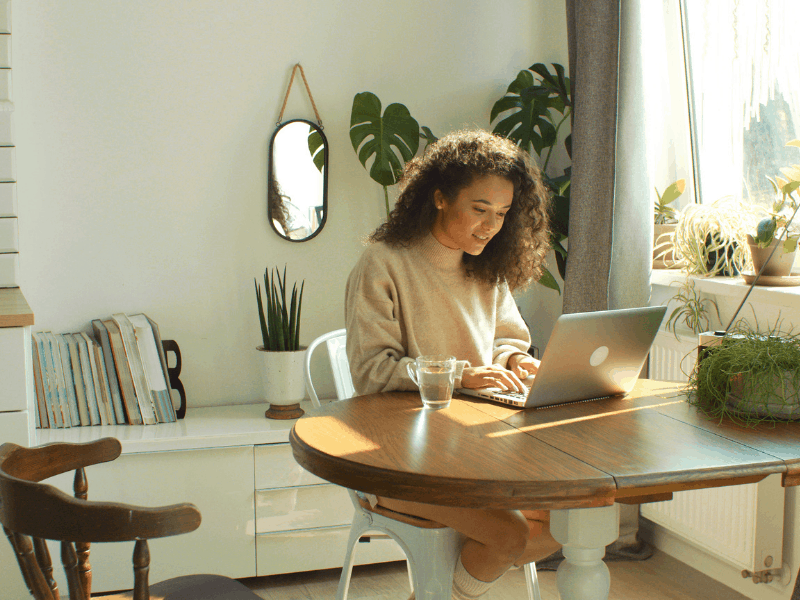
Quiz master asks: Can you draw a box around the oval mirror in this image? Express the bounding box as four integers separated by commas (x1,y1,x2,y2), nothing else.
268,119,328,242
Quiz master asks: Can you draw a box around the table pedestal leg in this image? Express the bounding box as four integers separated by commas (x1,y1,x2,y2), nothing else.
550,504,620,600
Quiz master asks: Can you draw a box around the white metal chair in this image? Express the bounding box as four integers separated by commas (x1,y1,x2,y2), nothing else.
304,329,542,600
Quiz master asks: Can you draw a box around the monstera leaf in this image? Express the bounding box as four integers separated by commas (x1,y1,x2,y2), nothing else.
350,92,420,190
307,127,326,173
491,63,571,170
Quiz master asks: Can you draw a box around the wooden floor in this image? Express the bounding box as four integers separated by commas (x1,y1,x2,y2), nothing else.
240,550,749,600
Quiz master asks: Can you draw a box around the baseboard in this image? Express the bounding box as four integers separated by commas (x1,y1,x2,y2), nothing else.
639,518,793,600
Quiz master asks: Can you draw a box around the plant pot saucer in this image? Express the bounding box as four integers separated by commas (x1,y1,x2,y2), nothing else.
265,403,305,420
741,270,800,287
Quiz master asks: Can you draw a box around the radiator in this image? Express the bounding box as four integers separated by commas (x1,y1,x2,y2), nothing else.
642,330,785,576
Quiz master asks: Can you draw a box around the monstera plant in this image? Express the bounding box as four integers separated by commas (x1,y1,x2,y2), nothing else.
350,92,425,216
490,63,572,293
348,63,572,294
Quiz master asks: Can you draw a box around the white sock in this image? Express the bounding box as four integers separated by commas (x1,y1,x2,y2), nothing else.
451,556,499,600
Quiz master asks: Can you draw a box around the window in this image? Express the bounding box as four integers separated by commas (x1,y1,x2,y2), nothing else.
681,0,800,210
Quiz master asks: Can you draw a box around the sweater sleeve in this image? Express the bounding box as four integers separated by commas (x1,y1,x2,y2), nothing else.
492,283,532,368
344,252,418,395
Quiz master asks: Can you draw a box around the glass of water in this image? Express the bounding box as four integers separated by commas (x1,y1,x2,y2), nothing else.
407,355,456,409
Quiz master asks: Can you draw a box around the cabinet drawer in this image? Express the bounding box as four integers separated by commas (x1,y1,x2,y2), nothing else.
256,525,405,576
0,326,28,411
255,483,353,533
255,442,326,489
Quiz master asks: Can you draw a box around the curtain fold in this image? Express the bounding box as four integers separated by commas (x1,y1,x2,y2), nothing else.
562,0,653,314
563,0,621,314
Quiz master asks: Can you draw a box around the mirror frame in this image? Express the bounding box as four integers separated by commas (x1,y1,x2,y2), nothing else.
268,118,329,243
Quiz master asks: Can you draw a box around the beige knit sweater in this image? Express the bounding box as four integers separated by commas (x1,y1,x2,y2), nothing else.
345,234,531,395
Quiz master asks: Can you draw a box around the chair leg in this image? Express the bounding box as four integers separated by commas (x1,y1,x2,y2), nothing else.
336,516,371,600
524,562,542,600
397,527,463,600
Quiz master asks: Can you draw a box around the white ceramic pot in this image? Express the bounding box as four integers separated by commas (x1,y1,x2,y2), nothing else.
257,346,307,405
726,371,800,420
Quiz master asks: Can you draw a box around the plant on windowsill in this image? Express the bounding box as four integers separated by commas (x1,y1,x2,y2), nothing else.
689,318,800,426
745,139,800,279
671,197,754,277
664,276,720,341
255,266,306,420
653,179,686,269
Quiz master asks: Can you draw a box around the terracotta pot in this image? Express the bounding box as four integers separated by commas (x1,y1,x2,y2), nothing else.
257,346,307,419
746,234,797,277
653,223,678,268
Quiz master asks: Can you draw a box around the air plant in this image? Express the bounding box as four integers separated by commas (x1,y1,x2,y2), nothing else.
255,266,304,351
664,277,720,340
672,198,754,276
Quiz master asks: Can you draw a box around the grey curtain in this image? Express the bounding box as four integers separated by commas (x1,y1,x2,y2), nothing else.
563,0,653,314
561,0,655,555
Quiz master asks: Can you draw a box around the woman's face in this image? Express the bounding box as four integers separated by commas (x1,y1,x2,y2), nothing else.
431,174,514,255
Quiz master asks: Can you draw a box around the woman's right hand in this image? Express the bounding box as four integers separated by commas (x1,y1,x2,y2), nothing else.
461,365,527,393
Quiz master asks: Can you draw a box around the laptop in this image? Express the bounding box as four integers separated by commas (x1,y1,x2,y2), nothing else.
458,305,668,408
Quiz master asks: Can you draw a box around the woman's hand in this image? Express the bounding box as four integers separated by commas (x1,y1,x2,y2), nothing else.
507,353,540,380
461,365,527,393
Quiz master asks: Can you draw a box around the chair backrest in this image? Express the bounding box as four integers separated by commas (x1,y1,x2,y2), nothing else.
304,328,355,407
0,438,201,600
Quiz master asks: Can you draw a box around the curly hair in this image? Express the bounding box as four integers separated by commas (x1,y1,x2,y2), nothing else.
369,130,551,290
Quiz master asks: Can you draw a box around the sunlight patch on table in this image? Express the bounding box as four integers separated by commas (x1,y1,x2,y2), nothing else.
485,400,683,437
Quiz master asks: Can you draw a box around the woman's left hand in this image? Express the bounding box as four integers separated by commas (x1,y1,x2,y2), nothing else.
507,353,540,380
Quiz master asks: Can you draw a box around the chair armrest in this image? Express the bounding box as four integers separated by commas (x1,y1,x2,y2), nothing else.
1,479,202,543
1,438,122,483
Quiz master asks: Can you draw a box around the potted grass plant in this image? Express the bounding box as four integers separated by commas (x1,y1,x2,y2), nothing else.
690,320,800,425
255,266,306,419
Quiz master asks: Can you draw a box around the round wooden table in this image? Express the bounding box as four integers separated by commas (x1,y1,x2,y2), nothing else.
290,379,800,600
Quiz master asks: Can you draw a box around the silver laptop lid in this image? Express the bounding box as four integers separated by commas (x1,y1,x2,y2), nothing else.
524,305,667,408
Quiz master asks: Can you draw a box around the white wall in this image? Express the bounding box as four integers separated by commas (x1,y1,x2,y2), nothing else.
14,0,568,407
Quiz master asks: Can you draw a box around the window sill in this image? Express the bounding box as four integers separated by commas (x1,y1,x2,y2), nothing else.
651,269,800,311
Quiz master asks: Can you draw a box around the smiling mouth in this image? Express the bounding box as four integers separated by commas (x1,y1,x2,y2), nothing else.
474,234,490,241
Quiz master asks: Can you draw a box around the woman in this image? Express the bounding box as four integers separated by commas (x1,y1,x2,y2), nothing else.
345,130,560,599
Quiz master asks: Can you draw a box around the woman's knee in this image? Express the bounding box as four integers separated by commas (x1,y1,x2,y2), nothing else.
489,511,530,562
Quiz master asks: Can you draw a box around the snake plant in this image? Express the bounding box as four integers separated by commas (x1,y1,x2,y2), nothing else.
255,266,304,351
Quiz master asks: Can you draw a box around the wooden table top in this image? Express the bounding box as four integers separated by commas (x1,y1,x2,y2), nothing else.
290,379,800,510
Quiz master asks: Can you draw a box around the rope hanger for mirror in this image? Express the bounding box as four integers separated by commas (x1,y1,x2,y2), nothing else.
277,64,323,129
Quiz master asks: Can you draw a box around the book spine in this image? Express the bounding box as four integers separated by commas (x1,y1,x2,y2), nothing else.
81,332,108,426
46,332,72,427
113,313,156,425
129,315,168,423
31,335,48,428
92,342,115,424
104,319,143,425
76,333,101,425
145,314,177,422
56,334,81,426
92,319,126,424
67,333,91,426
36,332,63,428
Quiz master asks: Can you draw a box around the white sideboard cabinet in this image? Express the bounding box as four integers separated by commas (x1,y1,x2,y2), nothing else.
31,403,405,594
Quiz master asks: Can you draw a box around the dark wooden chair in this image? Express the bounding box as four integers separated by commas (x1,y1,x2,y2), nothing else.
0,438,263,600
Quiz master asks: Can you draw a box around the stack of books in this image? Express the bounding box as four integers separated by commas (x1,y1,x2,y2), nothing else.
32,313,176,428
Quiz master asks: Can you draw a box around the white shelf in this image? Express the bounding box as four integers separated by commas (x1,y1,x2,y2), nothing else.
32,401,312,453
